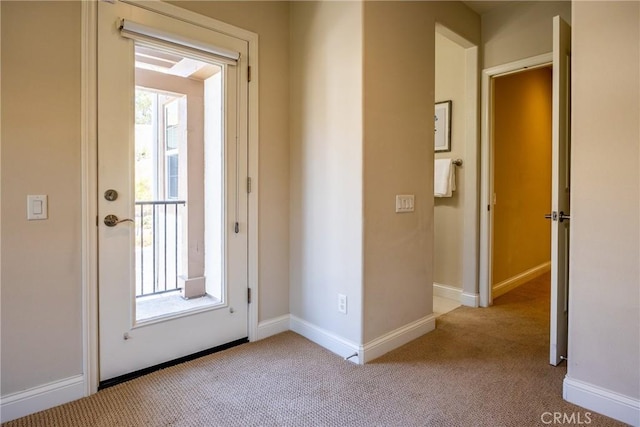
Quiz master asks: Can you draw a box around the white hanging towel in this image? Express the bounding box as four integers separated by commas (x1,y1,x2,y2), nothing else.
434,158,456,197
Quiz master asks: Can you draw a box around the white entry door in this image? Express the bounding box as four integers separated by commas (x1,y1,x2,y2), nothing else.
98,1,249,382
549,15,571,366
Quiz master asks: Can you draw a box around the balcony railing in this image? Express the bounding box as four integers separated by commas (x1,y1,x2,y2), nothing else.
135,200,186,297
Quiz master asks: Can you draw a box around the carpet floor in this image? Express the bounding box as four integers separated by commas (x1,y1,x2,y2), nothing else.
3,273,627,426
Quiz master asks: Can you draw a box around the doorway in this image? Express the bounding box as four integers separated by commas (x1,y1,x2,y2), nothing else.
492,66,552,299
479,14,572,368
479,53,554,308
432,24,479,316
96,0,252,385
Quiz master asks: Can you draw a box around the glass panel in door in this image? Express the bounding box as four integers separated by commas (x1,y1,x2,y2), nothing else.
133,44,224,322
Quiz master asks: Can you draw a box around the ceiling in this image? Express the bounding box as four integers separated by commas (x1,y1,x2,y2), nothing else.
462,1,510,15
135,45,220,81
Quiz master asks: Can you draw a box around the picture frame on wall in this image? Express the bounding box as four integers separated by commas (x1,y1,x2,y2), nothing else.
434,100,452,152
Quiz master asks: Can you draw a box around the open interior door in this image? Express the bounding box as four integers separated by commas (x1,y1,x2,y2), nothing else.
549,15,571,366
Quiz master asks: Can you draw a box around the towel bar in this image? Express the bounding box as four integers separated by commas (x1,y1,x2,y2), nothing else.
452,159,463,166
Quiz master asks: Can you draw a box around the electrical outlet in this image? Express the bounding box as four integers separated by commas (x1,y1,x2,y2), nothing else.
338,294,347,314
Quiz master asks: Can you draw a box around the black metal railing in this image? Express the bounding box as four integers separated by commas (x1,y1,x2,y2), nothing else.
135,200,186,297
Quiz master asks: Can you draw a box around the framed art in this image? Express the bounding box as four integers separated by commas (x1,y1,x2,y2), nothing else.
434,100,452,152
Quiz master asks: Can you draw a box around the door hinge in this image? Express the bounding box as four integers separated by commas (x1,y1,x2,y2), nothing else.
234,222,239,234
96,216,99,226
248,66,252,83
247,177,252,194
247,288,252,304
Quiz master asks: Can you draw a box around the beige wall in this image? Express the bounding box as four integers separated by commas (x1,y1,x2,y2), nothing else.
434,32,467,289
169,1,291,322
482,1,570,68
362,1,480,342
569,0,639,402
1,1,83,394
289,1,363,343
288,1,480,345
492,67,551,285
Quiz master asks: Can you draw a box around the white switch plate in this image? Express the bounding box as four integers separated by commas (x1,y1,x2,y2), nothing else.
27,195,48,220
395,195,414,213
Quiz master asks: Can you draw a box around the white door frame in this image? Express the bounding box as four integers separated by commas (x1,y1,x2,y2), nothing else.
479,53,552,307
81,0,259,395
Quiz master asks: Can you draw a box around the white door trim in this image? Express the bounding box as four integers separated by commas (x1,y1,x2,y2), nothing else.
479,53,552,307
81,0,99,396
81,0,259,396
461,45,480,306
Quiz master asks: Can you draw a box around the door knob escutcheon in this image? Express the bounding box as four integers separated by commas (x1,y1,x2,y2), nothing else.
104,214,134,227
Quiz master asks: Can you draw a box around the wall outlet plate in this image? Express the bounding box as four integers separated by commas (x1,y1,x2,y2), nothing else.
338,294,347,314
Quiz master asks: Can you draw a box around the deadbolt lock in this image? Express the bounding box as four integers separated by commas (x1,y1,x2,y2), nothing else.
104,189,118,201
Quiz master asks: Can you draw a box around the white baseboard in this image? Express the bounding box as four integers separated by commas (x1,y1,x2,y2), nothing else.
563,377,640,426
433,283,479,308
493,261,551,298
256,314,290,340
461,292,479,307
361,314,436,364
289,315,360,363
433,282,462,301
1,375,85,423
262,313,437,366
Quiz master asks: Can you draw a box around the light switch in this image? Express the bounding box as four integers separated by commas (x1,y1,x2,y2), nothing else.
395,195,415,213
27,195,48,220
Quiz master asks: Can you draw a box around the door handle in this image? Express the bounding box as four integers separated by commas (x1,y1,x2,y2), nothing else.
104,214,134,227
544,211,570,222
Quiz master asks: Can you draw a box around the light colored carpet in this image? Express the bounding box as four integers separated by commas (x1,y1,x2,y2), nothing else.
3,273,626,426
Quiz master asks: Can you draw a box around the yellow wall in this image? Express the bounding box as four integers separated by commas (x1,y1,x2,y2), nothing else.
492,67,552,285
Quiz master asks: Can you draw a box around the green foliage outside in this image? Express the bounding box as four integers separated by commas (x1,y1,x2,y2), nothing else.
136,90,153,125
